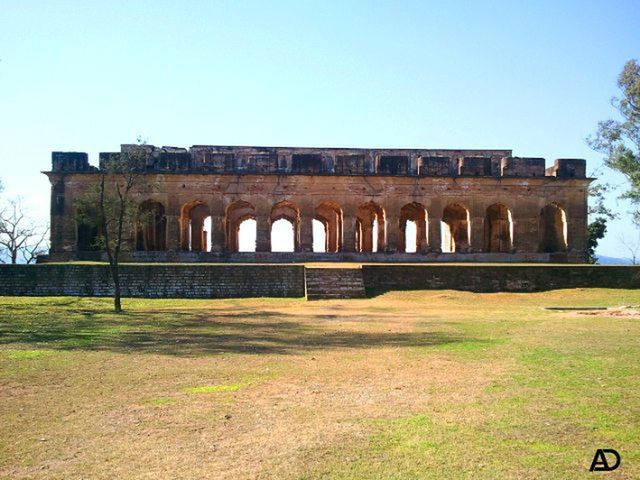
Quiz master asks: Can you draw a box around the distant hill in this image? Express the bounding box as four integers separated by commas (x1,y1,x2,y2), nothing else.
596,255,634,265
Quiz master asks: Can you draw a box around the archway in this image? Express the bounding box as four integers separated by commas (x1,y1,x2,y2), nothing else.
356,202,385,252
226,201,256,252
136,201,166,251
270,201,300,252
271,219,295,252
399,203,428,253
484,203,513,253
77,223,99,251
180,201,211,252
237,218,257,252
441,203,470,253
312,219,327,252
539,203,567,252
314,201,343,252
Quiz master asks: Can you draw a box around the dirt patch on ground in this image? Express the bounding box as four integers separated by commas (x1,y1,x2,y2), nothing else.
574,306,640,318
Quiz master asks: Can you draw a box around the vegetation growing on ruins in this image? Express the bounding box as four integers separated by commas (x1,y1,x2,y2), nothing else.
1,290,638,479
75,144,152,313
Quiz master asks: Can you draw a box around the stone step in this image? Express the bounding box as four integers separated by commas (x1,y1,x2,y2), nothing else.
305,268,367,300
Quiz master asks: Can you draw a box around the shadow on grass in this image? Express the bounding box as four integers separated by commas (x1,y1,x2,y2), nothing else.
0,309,467,356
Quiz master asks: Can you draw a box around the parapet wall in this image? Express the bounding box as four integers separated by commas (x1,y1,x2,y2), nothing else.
49,145,586,178
362,265,640,292
0,264,638,298
0,264,305,298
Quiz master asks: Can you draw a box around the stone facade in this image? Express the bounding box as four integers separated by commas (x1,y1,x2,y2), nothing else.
43,144,591,262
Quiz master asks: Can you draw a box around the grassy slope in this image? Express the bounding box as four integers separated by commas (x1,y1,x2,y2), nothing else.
0,290,638,479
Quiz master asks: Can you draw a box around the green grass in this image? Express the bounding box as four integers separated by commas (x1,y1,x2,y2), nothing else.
4,349,55,359
0,290,638,479
183,384,242,394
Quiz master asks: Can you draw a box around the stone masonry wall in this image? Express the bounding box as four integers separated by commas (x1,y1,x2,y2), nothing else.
362,265,640,293
0,265,305,298
45,145,592,264
0,264,639,298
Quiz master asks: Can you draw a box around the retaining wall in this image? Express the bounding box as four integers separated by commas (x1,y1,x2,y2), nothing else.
362,265,640,293
0,264,638,298
0,264,305,298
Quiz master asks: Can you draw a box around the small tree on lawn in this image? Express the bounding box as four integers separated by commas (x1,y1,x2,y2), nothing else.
75,145,149,313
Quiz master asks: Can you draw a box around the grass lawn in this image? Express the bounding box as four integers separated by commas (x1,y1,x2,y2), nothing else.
0,289,638,479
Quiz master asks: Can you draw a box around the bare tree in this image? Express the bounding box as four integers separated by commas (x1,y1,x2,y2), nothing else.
75,145,149,313
0,198,49,264
618,232,640,265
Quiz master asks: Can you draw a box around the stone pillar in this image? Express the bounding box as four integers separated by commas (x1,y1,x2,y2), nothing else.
510,202,536,253
300,213,314,252
209,199,225,253
385,211,401,253
166,215,180,251
256,214,271,252
465,202,482,253
191,219,203,252
342,208,357,252
333,214,342,253
49,177,65,253
428,212,442,253
417,217,429,253
210,214,225,252
566,196,587,257
60,182,81,255
470,215,484,253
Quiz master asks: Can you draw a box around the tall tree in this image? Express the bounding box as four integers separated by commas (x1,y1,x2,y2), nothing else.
586,59,640,262
75,145,149,313
585,170,617,263
586,216,607,264
589,59,640,221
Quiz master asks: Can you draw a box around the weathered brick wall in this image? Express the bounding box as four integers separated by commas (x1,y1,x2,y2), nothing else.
0,265,305,298
362,265,640,293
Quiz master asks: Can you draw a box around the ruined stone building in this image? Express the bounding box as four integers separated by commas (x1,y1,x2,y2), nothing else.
44,144,591,263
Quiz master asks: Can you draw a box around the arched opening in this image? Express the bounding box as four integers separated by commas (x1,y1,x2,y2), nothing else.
315,201,343,253
405,221,417,253
270,201,300,252
238,218,257,252
441,203,470,253
77,223,99,251
539,203,567,252
135,201,166,251
271,219,295,252
356,202,385,253
313,219,327,252
484,203,513,253
203,216,212,252
226,201,256,252
399,203,428,253
180,201,211,252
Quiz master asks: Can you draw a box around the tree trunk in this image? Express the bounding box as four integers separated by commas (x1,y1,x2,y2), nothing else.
111,261,122,313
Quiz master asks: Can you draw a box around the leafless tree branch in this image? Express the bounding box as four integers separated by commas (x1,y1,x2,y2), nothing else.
0,197,49,264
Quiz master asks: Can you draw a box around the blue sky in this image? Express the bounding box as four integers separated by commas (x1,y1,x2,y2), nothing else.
1,1,638,257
